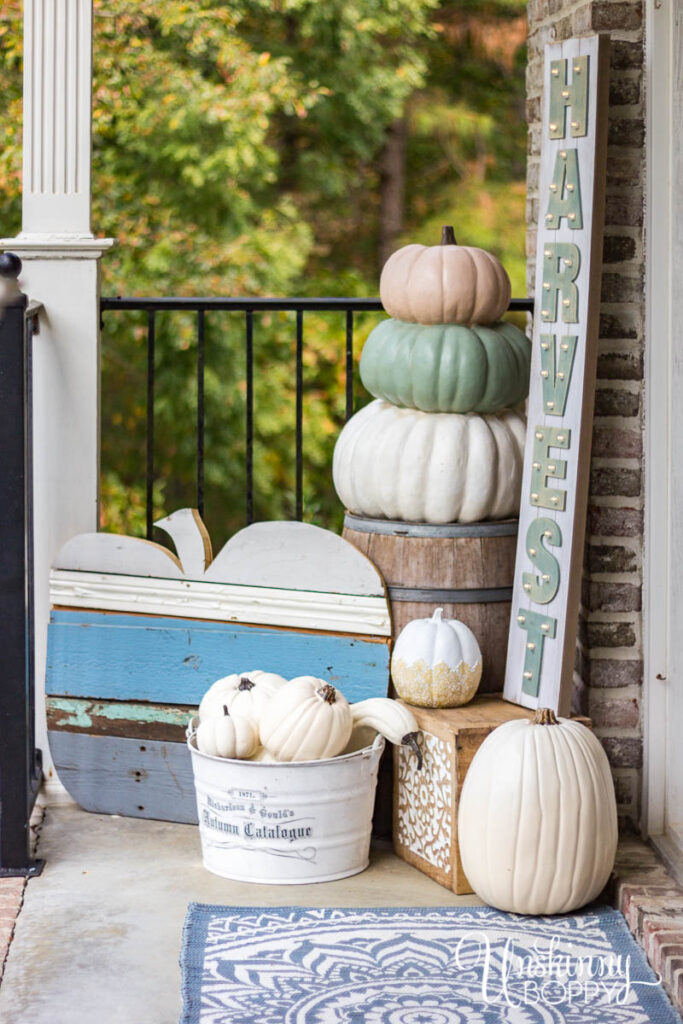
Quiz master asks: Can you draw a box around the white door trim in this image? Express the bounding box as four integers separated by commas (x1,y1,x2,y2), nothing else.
643,0,675,841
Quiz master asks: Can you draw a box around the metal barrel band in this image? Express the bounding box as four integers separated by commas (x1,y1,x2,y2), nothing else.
387,585,513,604
343,514,519,539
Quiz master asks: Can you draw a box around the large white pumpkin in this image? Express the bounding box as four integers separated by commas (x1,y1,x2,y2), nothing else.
332,400,525,524
391,608,482,708
259,676,353,762
458,709,618,915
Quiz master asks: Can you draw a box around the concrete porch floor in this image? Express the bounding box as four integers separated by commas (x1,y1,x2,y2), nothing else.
0,804,482,1024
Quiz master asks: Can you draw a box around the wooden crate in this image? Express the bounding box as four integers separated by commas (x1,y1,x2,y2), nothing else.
392,694,591,895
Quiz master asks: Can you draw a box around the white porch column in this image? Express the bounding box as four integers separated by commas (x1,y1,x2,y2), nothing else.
1,0,114,794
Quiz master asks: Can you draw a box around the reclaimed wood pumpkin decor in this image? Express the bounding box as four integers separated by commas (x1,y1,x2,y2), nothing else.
458,708,618,914
46,514,393,823
391,608,482,708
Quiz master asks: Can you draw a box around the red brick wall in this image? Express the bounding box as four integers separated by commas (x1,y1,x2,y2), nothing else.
526,0,645,829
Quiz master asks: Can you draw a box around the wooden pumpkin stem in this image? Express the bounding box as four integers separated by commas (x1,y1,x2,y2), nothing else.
533,707,559,726
441,225,457,246
239,676,255,691
317,684,337,704
432,607,444,623
222,704,230,717
403,731,423,770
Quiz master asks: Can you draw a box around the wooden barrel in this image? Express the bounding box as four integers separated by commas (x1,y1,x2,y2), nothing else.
342,514,518,694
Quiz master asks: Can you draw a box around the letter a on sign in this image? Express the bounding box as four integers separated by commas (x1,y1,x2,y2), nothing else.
503,35,610,716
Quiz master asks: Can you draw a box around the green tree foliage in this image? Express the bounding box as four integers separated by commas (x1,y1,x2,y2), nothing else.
0,0,526,548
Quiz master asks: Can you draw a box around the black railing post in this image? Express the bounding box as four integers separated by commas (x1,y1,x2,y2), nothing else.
0,253,44,877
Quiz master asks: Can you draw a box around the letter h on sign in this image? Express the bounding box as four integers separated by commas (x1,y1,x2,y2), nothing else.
548,56,588,139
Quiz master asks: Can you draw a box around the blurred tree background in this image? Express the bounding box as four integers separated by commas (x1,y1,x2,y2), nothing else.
0,0,527,550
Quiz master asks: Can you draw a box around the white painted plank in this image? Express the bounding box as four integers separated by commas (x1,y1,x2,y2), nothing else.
49,569,392,637
53,533,184,578
204,520,387,597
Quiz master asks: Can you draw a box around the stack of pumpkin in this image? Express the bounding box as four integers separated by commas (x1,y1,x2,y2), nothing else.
192,670,422,766
333,227,531,524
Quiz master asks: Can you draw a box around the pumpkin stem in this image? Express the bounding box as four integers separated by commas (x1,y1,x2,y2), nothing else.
402,731,423,770
317,684,337,705
533,707,560,726
222,704,230,717
441,225,457,246
239,676,255,691
432,607,444,623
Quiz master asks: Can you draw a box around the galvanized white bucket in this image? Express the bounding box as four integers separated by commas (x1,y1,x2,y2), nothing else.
187,722,385,884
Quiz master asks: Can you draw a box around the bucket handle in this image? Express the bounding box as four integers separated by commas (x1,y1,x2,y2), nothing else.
186,715,199,744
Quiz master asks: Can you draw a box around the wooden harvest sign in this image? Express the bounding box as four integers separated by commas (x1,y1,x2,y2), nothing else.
504,34,610,715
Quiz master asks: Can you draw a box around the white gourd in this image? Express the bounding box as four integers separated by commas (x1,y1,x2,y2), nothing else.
350,698,422,768
332,400,526,524
259,676,353,762
391,608,482,708
199,670,288,725
458,709,618,915
195,707,259,760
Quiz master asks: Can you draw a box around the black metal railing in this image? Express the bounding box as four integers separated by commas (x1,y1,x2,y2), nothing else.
100,295,534,538
0,253,44,877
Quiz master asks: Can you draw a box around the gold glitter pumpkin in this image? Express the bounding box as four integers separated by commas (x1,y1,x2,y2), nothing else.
391,608,482,708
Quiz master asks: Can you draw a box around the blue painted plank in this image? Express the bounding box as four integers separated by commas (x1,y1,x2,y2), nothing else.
48,731,198,824
47,610,390,705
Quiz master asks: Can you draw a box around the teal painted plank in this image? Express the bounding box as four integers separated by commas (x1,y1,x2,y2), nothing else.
47,610,390,705
48,731,198,824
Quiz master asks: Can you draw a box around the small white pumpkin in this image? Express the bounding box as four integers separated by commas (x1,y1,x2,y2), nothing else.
380,226,512,325
259,676,353,762
458,709,618,915
195,706,259,760
333,399,526,524
199,670,288,725
391,608,482,708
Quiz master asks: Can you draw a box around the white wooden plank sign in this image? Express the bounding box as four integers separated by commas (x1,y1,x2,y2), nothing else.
504,34,610,715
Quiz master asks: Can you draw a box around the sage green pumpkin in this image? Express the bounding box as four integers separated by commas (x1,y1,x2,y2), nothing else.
359,319,531,414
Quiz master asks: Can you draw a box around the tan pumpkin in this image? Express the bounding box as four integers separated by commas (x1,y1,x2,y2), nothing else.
380,226,511,325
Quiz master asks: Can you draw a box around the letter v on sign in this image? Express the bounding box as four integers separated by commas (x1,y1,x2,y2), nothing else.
540,333,578,417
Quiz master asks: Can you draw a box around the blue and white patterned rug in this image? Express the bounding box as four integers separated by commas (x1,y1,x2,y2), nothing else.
180,904,681,1023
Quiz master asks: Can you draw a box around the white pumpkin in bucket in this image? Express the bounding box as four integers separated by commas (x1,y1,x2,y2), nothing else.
391,608,482,708
199,670,288,725
259,676,353,762
195,706,259,760
458,709,618,915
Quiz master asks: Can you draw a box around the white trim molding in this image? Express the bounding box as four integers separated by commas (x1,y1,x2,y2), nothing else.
22,0,94,235
50,569,393,638
643,0,675,841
